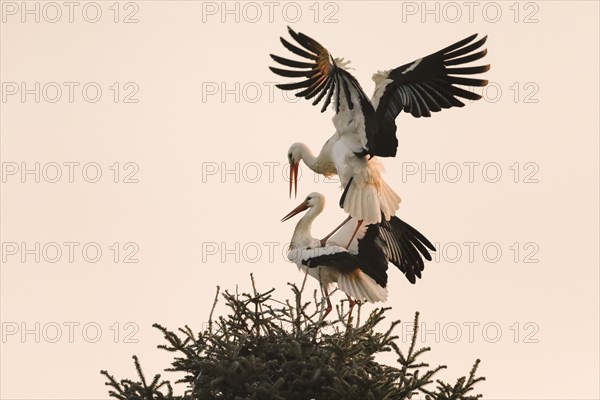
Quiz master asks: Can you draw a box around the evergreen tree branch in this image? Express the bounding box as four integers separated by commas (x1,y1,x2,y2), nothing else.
102,277,485,399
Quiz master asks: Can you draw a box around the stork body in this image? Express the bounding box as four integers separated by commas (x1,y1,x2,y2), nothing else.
282,193,435,317
289,134,400,226
273,27,490,227
283,193,385,309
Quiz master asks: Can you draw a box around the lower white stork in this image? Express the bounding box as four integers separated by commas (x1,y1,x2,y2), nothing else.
281,192,435,318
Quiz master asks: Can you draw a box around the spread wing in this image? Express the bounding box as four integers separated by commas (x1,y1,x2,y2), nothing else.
318,220,388,287
371,34,490,155
270,27,377,154
327,215,436,286
376,217,436,284
271,29,490,158
270,26,373,114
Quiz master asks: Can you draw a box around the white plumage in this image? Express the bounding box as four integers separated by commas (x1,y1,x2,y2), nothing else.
282,192,437,317
288,134,400,225
274,27,489,230
282,193,388,309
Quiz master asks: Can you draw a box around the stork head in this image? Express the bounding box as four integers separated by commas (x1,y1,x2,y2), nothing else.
287,143,304,198
281,192,325,222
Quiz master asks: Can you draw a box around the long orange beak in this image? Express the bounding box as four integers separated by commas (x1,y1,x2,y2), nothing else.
281,200,308,222
289,162,299,199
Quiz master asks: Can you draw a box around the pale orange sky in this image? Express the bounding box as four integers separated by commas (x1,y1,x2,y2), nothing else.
1,1,599,399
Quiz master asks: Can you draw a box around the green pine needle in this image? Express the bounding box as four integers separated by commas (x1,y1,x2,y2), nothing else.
102,276,485,400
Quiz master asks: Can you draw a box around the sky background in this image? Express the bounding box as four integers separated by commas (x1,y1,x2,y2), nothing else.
1,1,599,398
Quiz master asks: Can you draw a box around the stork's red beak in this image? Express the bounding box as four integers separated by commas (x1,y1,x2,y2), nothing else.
281,200,308,222
289,162,299,198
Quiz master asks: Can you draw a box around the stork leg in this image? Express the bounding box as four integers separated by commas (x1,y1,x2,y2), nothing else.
322,287,333,319
355,301,363,327
320,215,352,247
345,219,363,249
347,295,356,323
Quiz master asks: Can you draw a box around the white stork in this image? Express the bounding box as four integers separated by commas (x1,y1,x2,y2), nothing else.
281,192,435,318
271,27,490,242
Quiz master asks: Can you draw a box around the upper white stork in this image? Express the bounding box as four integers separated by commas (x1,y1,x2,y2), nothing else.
281,192,435,317
271,27,490,230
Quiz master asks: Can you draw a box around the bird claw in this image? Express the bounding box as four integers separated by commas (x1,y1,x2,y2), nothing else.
320,238,327,247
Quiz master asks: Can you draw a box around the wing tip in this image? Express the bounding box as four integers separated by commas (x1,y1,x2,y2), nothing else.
470,33,488,42
466,32,479,42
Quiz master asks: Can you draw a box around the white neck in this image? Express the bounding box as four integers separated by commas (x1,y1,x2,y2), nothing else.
290,204,322,248
297,143,319,173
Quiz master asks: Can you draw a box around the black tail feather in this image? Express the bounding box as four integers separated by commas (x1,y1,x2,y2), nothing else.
339,177,353,208
378,216,436,284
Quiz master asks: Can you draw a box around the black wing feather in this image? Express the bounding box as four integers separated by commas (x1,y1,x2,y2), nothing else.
371,34,490,157
373,216,436,285
312,75,334,105
270,26,372,116
269,67,316,78
445,36,488,60
270,54,314,69
298,73,330,98
270,29,490,160
448,76,488,87
446,65,490,75
280,37,317,60
354,225,390,288
304,252,358,274
445,49,487,66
